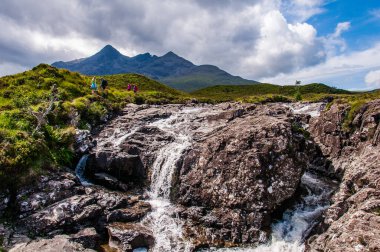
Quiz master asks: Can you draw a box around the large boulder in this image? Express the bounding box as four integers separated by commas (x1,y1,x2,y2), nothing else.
174,104,315,247
107,223,155,252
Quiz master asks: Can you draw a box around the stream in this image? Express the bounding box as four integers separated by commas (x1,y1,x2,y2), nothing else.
75,103,335,252
203,172,336,252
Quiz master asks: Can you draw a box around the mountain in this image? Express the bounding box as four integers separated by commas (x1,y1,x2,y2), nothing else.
52,45,258,91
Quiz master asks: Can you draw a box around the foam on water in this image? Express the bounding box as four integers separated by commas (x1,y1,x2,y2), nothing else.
287,103,325,118
204,172,335,252
142,108,203,252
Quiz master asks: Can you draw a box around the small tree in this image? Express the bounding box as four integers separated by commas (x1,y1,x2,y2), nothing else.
294,80,302,101
27,84,59,135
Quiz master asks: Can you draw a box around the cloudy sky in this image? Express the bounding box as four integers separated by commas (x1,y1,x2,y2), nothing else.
1,0,380,90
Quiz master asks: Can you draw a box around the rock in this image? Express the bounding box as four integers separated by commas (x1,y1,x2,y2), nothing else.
70,227,100,249
309,103,348,158
174,104,315,246
0,192,9,217
93,172,129,191
107,223,155,252
86,152,145,184
306,99,380,252
9,235,96,252
16,171,84,218
107,201,151,222
23,194,101,234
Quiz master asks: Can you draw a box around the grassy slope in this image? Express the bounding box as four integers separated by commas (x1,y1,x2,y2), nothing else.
191,83,351,102
0,64,187,191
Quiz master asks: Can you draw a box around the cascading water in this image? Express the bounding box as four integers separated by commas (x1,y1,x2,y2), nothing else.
142,108,202,252
75,154,92,186
204,172,336,252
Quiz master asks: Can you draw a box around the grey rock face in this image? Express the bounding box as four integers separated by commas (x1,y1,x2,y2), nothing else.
9,235,96,252
173,104,317,247
306,100,380,252
107,222,155,252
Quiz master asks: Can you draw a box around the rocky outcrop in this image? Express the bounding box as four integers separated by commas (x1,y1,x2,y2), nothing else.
1,169,151,251
9,235,96,252
107,222,155,252
306,100,380,252
173,104,319,247
85,104,173,185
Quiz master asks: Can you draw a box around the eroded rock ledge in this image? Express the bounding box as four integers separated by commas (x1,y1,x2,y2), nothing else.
306,100,380,252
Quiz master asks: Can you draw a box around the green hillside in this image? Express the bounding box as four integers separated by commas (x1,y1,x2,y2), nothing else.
160,65,257,92
191,83,351,102
0,64,187,192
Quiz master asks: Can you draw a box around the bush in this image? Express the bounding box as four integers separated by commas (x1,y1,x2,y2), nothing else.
134,95,145,105
294,91,302,101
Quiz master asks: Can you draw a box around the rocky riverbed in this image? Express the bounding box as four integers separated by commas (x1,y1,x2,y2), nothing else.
1,101,379,252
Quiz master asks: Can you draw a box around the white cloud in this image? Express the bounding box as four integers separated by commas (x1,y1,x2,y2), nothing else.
365,70,380,89
281,0,326,22
260,43,380,89
0,62,28,76
333,22,351,38
370,9,380,19
0,0,327,80
240,10,324,78
0,0,376,91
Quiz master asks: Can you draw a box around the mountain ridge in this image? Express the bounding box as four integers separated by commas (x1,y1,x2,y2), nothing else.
52,45,258,91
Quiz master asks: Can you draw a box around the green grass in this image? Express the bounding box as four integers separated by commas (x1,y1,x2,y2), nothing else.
191,83,351,102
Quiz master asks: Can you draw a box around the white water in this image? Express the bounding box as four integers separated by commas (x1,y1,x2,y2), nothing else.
97,127,139,149
287,103,325,118
205,172,335,252
75,154,92,186
142,108,203,252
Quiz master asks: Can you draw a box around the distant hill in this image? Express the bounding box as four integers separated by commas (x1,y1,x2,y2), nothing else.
52,45,258,91
191,83,352,102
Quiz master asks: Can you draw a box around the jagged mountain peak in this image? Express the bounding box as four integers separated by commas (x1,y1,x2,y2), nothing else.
52,45,258,91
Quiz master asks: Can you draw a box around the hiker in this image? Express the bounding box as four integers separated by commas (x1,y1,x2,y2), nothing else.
100,78,108,97
101,78,108,91
133,85,138,93
127,83,131,91
90,77,97,94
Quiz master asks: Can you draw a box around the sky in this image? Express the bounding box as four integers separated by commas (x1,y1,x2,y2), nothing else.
0,0,380,90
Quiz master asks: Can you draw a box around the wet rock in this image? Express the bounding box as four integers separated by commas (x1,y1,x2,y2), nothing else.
15,171,84,218
107,201,151,222
174,104,315,246
23,194,101,234
70,227,100,249
307,99,380,252
86,152,145,184
107,223,155,252
93,172,129,191
9,235,96,252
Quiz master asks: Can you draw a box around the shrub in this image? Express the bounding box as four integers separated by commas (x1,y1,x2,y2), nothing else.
134,95,145,105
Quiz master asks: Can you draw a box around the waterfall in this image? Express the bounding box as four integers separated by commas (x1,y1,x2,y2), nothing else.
75,154,92,186
142,108,200,252
203,172,336,252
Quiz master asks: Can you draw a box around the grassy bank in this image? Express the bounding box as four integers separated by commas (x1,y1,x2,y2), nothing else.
0,64,188,192
190,83,351,103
